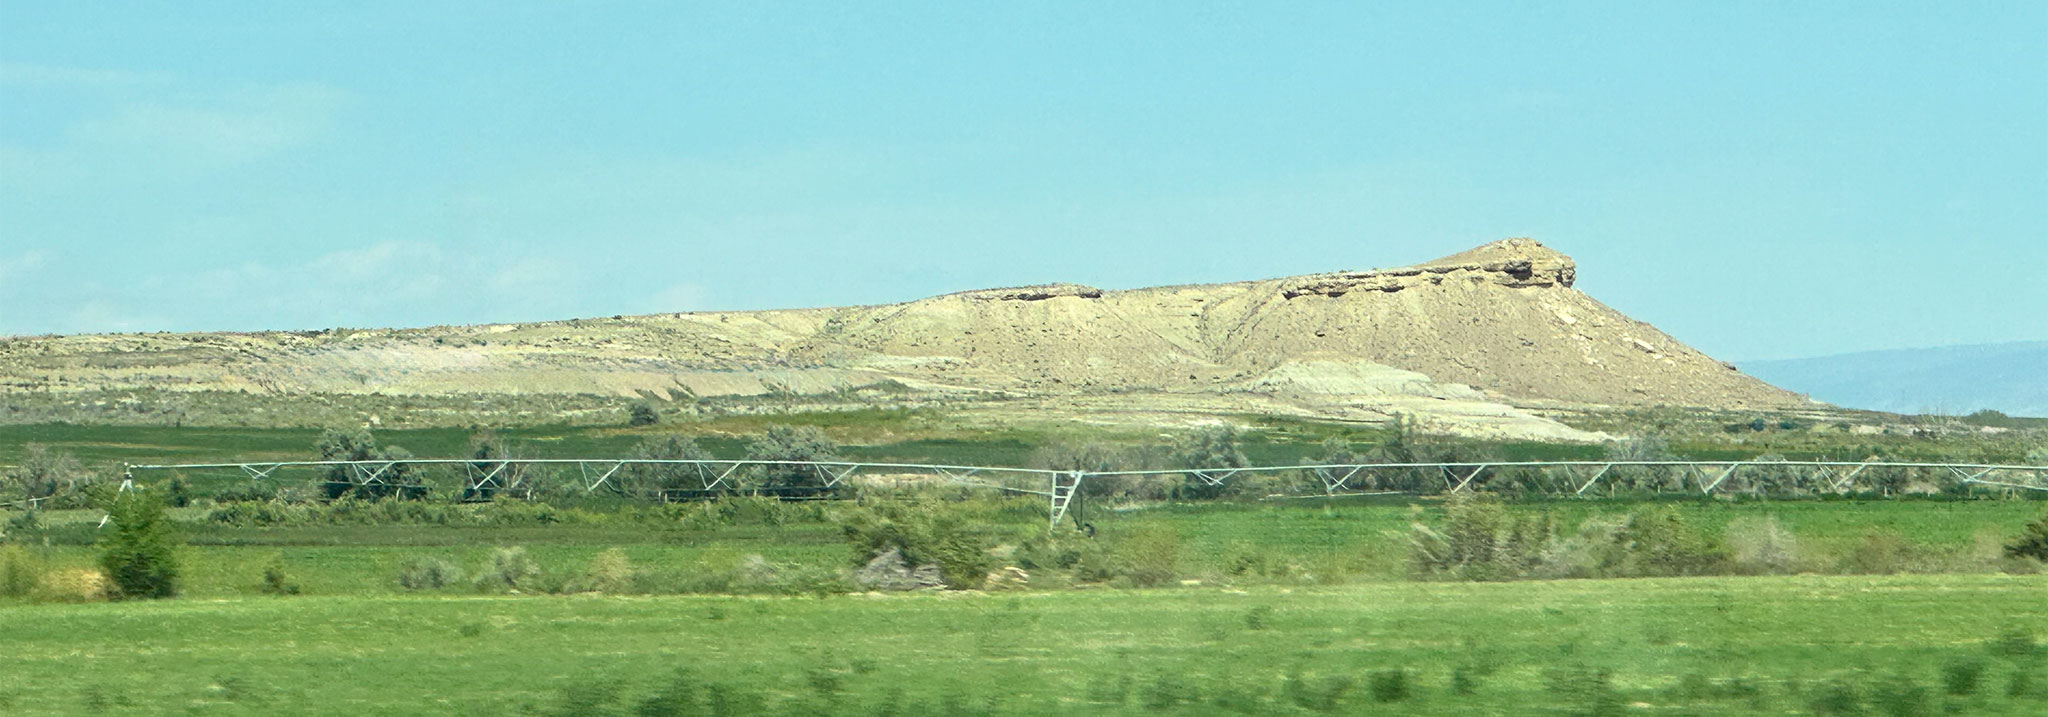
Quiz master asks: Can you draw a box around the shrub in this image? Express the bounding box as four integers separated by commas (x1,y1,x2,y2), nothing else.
1032,440,1124,474
1222,544,1297,580
750,561,853,598
837,502,994,589
1139,670,1199,710
1941,657,1986,696
745,425,841,495
3,508,43,540
1243,605,1274,630
1283,670,1354,713
578,548,634,593
1172,425,1249,500
463,429,530,501
628,401,660,426
634,668,701,716
1451,665,1483,695
33,568,109,603
1016,532,1129,584
1869,674,1931,716
211,482,283,504
1113,525,1182,588
1808,679,1862,715
1843,530,1919,575
314,428,423,501
1727,516,1802,574
260,555,301,596
2005,511,2048,562
533,679,626,717
1209,680,1267,714
3,444,87,504
2010,669,2040,699
1371,414,1433,491
1016,533,1101,571
98,490,180,599
1990,628,2040,659
474,546,542,592
1032,440,1125,499
1544,665,1623,717
1086,672,1133,705
0,544,48,598
1612,506,1726,576
207,498,597,527
1743,454,1808,495
1366,668,1411,703
396,557,464,591
1604,435,1680,493
627,435,719,499
1410,493,1556,580
164,476,192,508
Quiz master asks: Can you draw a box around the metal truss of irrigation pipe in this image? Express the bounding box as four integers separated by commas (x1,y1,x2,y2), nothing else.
107,458,2048,531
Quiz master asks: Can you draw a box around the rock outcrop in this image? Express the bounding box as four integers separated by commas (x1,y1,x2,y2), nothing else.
1280,237,1576,298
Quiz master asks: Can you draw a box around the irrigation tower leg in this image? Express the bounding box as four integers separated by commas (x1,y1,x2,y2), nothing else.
1049,471,1083,531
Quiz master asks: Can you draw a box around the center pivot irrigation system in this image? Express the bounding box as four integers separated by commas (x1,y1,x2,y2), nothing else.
118,458,2048,530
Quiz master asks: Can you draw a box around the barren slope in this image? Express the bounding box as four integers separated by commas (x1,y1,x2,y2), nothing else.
0,239,1801,439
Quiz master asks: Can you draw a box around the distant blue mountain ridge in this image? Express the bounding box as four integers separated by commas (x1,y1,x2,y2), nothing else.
1738,341,2048,418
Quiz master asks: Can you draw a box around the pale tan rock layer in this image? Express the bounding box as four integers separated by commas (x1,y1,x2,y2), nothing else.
0,239,1801,439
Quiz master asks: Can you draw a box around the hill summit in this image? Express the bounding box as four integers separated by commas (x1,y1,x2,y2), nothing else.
0,239,1800,439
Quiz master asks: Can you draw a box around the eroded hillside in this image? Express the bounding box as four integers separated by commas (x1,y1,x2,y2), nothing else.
0,239,1802,439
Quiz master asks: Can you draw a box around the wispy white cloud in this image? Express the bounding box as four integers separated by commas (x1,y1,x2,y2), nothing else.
0,62,166,88
0,249,49,281
72,83,351,164
64,298,169,334
85,241,621,332
642,283,711,313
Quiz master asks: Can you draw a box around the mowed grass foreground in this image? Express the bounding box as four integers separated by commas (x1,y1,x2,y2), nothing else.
3,575,2045,716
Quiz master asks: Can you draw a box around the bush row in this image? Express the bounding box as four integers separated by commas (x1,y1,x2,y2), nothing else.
393,547,852,597
1409,494,2048,581
201,494,841,528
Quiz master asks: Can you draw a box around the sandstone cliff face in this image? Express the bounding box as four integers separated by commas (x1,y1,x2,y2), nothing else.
1278,237,1576,298
0,239,1802,437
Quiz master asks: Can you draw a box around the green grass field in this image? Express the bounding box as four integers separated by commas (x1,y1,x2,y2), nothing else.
9,497,2044,600
3,575,2044,715
5,420,2047,715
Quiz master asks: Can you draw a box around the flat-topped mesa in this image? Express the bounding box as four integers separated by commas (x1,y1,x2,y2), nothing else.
947,283,1105,302
1278,238,1576,299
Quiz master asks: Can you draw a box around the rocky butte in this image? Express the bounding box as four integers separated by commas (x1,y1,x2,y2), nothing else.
0,239,1803,440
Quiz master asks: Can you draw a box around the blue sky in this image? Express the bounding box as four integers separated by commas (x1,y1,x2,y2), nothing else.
1,1,2042,361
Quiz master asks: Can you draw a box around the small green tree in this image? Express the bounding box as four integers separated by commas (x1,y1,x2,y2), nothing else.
1173,425,1249,500
316,428,421,501
1033,440,1124,499
98,490,180,599
2006,511,2048,562
628,401,660,427
463,430,532,501
5,444,86,505
1315,435,1363,466
628,434,719,499
1371,414,1437,491
1603,435,1679,493
745,426,841,495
